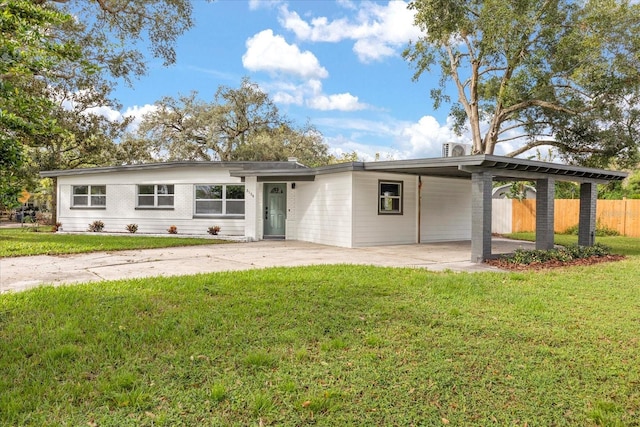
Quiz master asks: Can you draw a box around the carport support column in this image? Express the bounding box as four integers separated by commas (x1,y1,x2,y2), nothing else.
535,178,555,250
471,172,493,263
578,182,597,246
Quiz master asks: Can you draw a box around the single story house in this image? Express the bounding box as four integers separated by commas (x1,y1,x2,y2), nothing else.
41,155,626,262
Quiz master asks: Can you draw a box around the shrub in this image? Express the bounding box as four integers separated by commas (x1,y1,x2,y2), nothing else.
52,222,62,232
167,225,178,234
125,224,138,233
562,222,620,237
88,220,104,232
207,225,221,235
502,243,611,265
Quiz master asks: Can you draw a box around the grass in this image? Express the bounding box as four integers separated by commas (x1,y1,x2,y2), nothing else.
1,250,639,425
0,228,229,257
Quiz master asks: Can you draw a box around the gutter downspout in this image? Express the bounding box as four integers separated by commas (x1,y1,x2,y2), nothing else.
417,176,422,244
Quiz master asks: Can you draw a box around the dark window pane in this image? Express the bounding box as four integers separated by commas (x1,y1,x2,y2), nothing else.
73,195,88,206
196,201,222,214
138,195,155,206
91,186,106,195
158,196,174,206
91,196,106,206
158,185,174,195
138,185,154,195
380,182,400,197
73,186,88,195
226,201,245,215
226,185,244,200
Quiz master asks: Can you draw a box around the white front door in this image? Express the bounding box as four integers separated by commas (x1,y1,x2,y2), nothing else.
264,183,286,237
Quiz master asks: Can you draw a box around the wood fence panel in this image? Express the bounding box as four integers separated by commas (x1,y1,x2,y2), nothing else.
510,199,640,236
512,200,536,232
554,200,579,233
625,200,640,237
597,200,626,234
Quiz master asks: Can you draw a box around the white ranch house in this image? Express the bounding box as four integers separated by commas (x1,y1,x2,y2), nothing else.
42,155,626,262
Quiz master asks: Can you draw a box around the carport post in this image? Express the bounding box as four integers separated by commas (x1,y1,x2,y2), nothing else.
578,182,598,246
536,178,555,250
471,171,493,263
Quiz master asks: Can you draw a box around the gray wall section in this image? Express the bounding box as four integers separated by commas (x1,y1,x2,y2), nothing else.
471,172,493,262
579,182,598,246
535,178,555,250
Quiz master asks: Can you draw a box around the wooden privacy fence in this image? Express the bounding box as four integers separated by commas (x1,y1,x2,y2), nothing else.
505,199,640,237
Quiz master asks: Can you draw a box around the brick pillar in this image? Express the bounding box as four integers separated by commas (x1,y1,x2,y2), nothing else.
579,182,597,246
536,178,555,250
471,172,493,263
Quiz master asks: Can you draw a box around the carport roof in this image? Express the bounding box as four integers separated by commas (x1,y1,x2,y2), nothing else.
232,155,627,183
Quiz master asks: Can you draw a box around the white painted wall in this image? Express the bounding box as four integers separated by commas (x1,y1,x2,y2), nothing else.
294,173,353,247
492,199,513,234
56,166,246,235
420,176,472,242
352,172,418,247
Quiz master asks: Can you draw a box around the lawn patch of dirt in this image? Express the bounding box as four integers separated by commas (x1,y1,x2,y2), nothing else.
486,254,626,271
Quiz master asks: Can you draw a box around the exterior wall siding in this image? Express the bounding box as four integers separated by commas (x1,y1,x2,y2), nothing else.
294,173,353,247
56,167,246,235
420,176,472,242
352,172,418,247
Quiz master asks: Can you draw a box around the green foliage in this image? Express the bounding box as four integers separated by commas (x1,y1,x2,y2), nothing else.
123,78,331,166
503,243,612,265
87,220,104,232
125,223,138,234
1,264,639,424
562,223,620,237
405,0,640,167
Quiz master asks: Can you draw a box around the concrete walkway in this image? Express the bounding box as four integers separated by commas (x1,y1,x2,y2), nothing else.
0,239,536,293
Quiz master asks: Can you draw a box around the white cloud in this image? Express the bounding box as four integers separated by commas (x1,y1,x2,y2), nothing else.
242,29,328,79
307,93,367,111
265,79,369,112
122,104,158,131
248,0,283,11
399,115,464,158
279,1,421,62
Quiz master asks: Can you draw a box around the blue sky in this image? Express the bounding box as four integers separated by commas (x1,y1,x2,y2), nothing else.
110,0,478,161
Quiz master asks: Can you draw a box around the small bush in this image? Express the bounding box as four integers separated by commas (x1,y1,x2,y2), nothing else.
207,225,221,235
167,225,178,234
502,243,612,265
562,222,620,237
88,220,104,232
51,222,62,232
125,224,138,234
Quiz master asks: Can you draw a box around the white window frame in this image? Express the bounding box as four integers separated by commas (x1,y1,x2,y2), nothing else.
378,180,403,215
194,184,245,217
71,185,106,208
136,184,174,209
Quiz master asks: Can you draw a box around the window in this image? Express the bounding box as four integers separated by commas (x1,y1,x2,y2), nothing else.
195,184,245,216
72,185,106,208
137,184,174,208
378,180,403,215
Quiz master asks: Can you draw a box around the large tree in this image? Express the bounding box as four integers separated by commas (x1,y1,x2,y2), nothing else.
123,78,331,166
1,0,207,208
404,0,640,167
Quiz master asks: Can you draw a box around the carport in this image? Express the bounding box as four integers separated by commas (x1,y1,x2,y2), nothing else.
361,155,627,262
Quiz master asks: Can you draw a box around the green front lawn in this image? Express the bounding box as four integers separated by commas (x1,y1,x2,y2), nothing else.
1,259,639,425
0,228,229,257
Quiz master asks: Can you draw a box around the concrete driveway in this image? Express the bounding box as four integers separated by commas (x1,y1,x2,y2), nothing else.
0,238,535,293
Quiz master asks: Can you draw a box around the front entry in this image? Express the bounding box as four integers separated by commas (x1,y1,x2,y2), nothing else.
263,183,286,238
